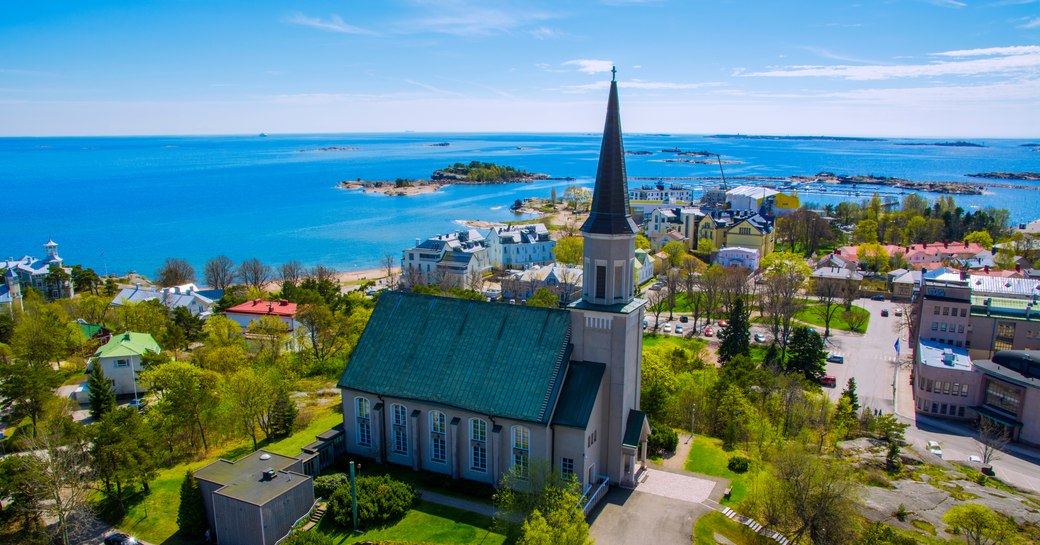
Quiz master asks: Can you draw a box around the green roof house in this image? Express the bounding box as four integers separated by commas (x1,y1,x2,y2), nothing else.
339,75,650,500
88,331,160,399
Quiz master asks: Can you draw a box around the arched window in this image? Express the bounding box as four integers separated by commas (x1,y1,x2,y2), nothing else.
355,397,371,447
470,418,487,472
392,404,408,454
511,426,530,479
430,411,447,463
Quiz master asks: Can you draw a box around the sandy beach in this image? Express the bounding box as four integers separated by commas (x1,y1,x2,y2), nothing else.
335,266,398,284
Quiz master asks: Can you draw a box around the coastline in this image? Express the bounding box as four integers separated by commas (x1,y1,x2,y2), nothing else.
338,180,448,197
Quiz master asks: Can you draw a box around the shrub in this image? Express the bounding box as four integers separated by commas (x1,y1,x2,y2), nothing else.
280,531,335,545
647,423,679,453
895,503,909,522
329,475,418,528
314,473,349,499
727,456,751,474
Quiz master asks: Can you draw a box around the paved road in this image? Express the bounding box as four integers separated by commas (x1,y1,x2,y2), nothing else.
589,487,710,545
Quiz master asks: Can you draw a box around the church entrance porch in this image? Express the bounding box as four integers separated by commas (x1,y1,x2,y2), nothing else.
621,409,651,488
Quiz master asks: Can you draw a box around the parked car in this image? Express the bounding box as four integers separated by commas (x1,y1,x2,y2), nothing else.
717,320,729,328
662,324,672,333
826,353,845,364
968,455,983,463
754,332,767,343
927,440,943,458
675,325,684,335
807,327,818,336
880,309,889,317
105,534,140,545
703,326,713,337
680,315,689,323
871,295,886,301
821,375,837,387
643,319,648,330
894,308,904,316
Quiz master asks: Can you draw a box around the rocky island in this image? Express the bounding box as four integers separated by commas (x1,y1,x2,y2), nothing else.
896,140,985,148
338,161,557,196
299,146,359,152
794,172,985,194
966,172,1040,181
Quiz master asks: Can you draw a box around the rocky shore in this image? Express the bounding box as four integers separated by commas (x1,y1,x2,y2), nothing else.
795,173,985,195
338,179,447,196
966,172,1040,181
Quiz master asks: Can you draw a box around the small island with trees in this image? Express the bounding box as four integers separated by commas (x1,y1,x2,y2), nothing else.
338,161,556,196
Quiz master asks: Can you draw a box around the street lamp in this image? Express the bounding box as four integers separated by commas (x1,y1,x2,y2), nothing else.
686,407,696,444
349,461,362,534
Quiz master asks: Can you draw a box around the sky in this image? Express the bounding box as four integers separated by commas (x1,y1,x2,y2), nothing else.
2,0,1039,137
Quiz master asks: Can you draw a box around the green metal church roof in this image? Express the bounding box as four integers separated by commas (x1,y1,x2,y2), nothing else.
93,331,160,359
551,361,605,429
339,292,572,424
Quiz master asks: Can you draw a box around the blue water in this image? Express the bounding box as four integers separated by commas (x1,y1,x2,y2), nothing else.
2,133,1038,276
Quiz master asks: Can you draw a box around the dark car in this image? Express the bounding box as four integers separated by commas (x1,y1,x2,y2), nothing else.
104,534,139,545
680,316,689,323
871,295,886,301
881,309,889,317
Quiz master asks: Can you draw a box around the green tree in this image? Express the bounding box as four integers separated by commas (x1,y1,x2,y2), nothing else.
555,237,584,265
528,287,559,308
942,503,1018,545
177,470,208,538
853,220,879,244
225,367,276,449
717,296,751,363
70,265,102,295
517,491,593,545
785,326,826,382
45,264,71,298
91,407,160,512
763,445,860,545
103,277,119,296
143,360,220,451
662,241,687,267
841,377,860,412
635,234,651,250
859,243,890,273
118,299,168,339
298,303,356,365
964,230,994,249
87,363,116,421
281,532,336,545
268,386,298,439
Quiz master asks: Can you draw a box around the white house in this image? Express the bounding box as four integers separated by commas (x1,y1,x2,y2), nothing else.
83,332,161,401
111,283,223,318
401,229,491,288
485,224,555,270
500,264,583,305
1,240,74,300
225,299,303,352
634,249,655,286
715,247,760,270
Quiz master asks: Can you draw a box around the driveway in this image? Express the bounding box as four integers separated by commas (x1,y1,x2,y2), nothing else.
589,487,712,545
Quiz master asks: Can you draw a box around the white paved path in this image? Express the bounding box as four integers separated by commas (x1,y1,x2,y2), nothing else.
635,468,716,503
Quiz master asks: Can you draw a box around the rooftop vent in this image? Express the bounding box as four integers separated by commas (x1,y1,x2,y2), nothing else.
942,349,955,366
262,468,277,481
259,453,271,460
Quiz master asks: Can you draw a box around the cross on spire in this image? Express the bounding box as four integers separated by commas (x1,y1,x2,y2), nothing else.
611,65,616,81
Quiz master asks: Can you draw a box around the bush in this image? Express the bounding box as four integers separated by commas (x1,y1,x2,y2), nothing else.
314,473,349,499
647,423,679,454
328,475,417,528
281,531,335,545
727,455,751,474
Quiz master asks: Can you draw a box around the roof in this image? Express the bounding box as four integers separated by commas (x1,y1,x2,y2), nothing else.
111,285,219,312
973,351,1040,388
967,275,1040,298
492,224,551,244
718,247,759,256
339,292,573,423
726,185,779,199
226,299,299,317
812,267,864,281
513,264,583,285
917,340,972,371
569,296,646,315
622,409,648,449
551,362,605,429
581,78,638,236
94,332,160,359
893,270,922,285
194,450,309,506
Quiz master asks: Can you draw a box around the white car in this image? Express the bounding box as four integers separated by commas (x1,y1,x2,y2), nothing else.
968,455,983,463
675,325,684,335
927,440,943,458
662,323,672,333
754,332,767,343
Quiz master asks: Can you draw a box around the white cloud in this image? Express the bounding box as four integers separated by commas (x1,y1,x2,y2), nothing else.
285,12,378,36
1019,17,1040,28
927,0,966,8
563,59,614,74
740,45,1040,80
529,27,561,39
400,4,556,36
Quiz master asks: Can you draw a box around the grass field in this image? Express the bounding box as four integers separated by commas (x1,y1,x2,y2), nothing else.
642,334,708,353
692,511,769,545
316,501,509,545
684,436,754,506
105,402,345,545
793,303,870,333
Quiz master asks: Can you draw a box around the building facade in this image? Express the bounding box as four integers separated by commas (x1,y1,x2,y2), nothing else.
1,240,74,300
715,247,760,270
86,332,160,399
500,264,583,305
485,224,556,270
401,229,491,288
225,299,303,352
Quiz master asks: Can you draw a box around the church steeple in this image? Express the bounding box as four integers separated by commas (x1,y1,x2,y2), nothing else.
581,69,637,236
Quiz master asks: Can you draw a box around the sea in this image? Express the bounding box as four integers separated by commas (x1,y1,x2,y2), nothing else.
2,133,1038,276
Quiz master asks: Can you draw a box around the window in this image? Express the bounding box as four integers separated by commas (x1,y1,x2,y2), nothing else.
934,305,940,315
941,323,947,332
561,457,575,478
958,406,966,417
931,322,939,331
942,382,951,395
940,403,948,415
595,266,606,299
587,430,597,447
115,359,129,367
957,324,964,333
392,404,408,454
943,307,950,316
984,381,1023,414
430,411,446,463
355,397,372,446
512,426,530,479
960,308,967,317
961,384,969,397
926,379,933,392
470,418,488,471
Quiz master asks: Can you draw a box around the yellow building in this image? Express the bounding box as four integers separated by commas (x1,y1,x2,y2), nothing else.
694,210,776,257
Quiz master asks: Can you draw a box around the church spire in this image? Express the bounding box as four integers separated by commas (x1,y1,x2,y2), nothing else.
581,70,637,236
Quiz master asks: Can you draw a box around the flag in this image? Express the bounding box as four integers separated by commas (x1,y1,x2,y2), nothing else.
894,338,900,356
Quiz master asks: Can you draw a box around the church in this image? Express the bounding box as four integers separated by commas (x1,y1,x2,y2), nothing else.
337,74,649,493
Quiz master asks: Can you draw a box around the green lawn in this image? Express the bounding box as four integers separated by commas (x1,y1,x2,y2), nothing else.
793,303,870,333
684,436,753,506
693,511,769,545
106,403,345,545
642,334,708,353
316,500,509,545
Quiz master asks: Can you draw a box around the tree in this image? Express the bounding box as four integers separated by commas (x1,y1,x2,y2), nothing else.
298,303,355,366
759,253,810,359
762,446,860,545
45,264,72,298
562,186,591,211
281,532,336,545
662,241,687,267
635,234,651,250
21,423,95,545
717,296,751,363
278,260,306,287
155,258,196,287
555,237,583,266
91,407,160,512
841,377,860,412
143,361,220,451
382,253,400,291
177,470,208,538
118,299,168,339
70,265,102,295
269,386,298,439
2,302,73,437
204,255,237,289
496,460,586,528
786,326,826,382
853,220,879,244
87,363,116,421
239,257,273,291
528,287,560,308
517,501,593,545
247,314,291,363
977,418,1009,465
942,504,1018,545
645,288,666,331
225,367,276,449
171,306,204,342
964,230,994,249
844,307,869,333
859,243,890,273
811,279,844,337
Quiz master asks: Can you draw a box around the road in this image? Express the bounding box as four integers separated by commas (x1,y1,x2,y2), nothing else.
820,297,904,414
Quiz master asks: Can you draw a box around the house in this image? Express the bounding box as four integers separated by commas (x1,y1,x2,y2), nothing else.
485,224,556,270
401,229,491,288
695,210,775,257
634,249,655,286
225,299,303,352
111,283,223,318
629,183,692,203
837,242,987,269
645,206,701,248
83,332,161,401
338,77,650,496
818,251,855,271
889,269,922,300
1,240,74,300
716,247,760,270
194,450,315,545
500,264,583,305
811,266,864,296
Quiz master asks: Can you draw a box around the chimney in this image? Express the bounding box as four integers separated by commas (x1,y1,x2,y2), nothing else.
134,282,141,290
984,265,989,273
944,241,949,249
1016,264,1022,272
960,269,968,280
280,299,288,305
416,238,421,247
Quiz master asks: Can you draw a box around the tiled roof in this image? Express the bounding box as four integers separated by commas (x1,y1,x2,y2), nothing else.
551,361,605,428
94,331,160,359
339,292,573,423
226,299,299,317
